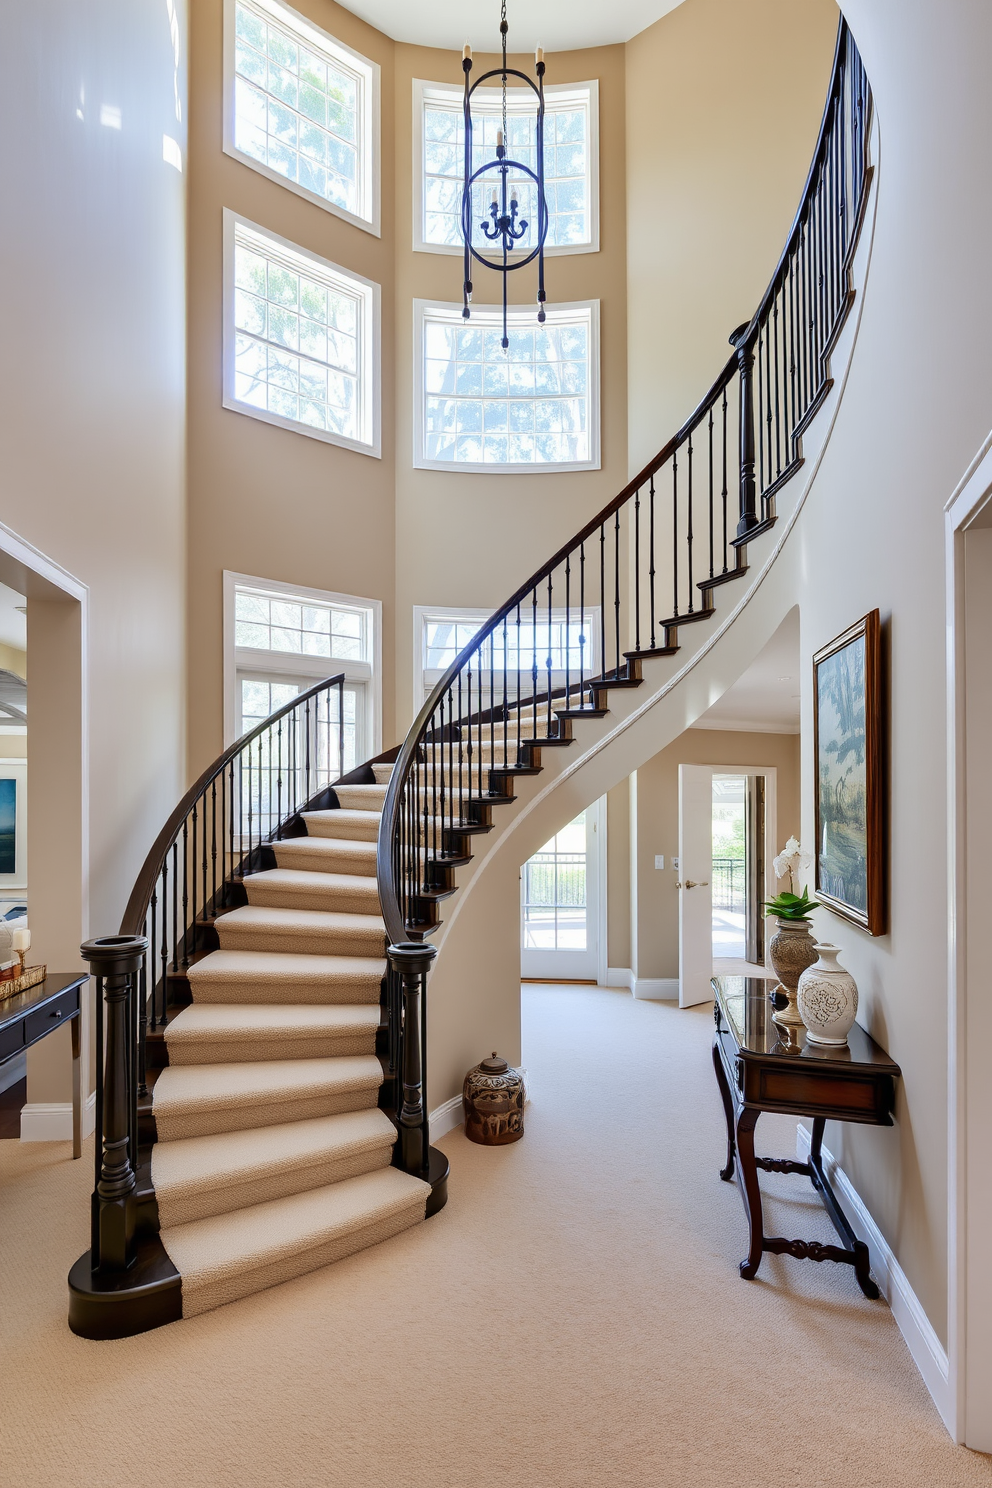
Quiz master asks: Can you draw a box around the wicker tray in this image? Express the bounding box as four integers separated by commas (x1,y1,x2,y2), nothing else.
0,965,47,1003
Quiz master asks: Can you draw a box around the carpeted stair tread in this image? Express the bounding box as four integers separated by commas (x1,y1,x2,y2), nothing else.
273,835,377,873
215,904,387,957
151,1109,397,1227
300,808,380,841
163,1002,380,1064
331,783,388,811
159,1166,430,1316
152,1055,383,1139
187,949,385,1004
244,868,381,913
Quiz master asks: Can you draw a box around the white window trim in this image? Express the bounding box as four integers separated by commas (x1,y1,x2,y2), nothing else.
223,0,381,236
413,603,603,713
223,209,381,457
412,77,599,257
224,570,382,757
413,297,601,476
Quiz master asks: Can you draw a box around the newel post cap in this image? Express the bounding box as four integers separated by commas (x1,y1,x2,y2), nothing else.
80,935,148,976
387,940,438,976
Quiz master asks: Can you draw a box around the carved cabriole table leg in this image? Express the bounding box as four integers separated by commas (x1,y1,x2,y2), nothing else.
734,1106,763,1279
711,1038,736,1181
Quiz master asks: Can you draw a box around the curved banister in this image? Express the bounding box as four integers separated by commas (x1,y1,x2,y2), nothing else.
378,19,872,948
120,671,347,935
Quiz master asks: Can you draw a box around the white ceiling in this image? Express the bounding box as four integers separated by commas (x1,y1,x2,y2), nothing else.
694,611,801,734
0,582,26,655
337,0,686,52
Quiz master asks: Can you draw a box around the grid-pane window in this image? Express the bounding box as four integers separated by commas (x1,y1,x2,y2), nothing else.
227,0,378,231
424,618,591,672
225,215,379,455
417,301,598,471
418,82,596,255
522,814,588,950
235,588,369,663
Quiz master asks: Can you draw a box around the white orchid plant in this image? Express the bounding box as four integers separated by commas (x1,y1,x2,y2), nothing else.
765,837,818,920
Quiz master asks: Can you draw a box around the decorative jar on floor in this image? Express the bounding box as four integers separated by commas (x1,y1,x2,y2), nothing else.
463,1053,525,1145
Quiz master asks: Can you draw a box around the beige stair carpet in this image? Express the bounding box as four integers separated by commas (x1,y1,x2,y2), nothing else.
145,765,428,1318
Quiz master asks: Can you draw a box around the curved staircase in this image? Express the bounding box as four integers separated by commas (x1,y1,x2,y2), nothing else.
68,19,873,1338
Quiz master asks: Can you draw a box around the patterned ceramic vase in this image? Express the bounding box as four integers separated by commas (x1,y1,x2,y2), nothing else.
463,1052,525,1145
797,944,859,1045
767,918,819,1029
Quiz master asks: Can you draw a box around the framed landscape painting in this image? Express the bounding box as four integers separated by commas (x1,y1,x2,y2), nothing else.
813,610,884,935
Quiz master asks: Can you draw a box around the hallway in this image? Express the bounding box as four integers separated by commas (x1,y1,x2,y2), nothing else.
1,986,986,1487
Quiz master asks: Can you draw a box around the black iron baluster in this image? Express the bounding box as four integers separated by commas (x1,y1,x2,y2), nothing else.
188,811,195,965
531,587,539,741
634,485,641,654
686,432,695,612
598,526,606,674
613,511,620,676
672,448,679,617
546,572,554,733
564,558,571,714
515,603,522,753
648,475,657,647
707,408,715,581
721,385,729,573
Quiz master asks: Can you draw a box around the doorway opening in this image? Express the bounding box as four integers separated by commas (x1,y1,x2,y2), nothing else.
678,764,775,1006
520,800,604,982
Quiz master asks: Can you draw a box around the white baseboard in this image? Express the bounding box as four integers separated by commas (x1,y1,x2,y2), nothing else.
429,1066,530,1143
429,1094,463,1142
796,1123,951,1431
607,968,679,1001
20,1091,96,1143
632,978,679,1001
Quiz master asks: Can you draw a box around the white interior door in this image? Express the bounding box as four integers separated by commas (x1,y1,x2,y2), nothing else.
678,765,714,1008
521,801,603,981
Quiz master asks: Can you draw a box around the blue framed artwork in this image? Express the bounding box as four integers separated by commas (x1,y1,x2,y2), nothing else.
0,778,15,875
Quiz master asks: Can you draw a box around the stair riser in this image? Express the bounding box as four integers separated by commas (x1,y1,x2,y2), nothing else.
298,818,379,842
154,1143,394,1229
154,1085,380,1142
165,1033,377,1065
177,1197,427,1318
187,978,382,1006
216,926,386,958
245,885,382,914
274,845,378,873
332,788,387,810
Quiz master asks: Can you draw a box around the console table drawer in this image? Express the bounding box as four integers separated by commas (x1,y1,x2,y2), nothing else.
24,989,79,1045
0,1020,23,1060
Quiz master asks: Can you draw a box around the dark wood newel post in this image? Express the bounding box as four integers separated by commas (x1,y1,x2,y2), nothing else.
730,322,760,539
387,939,436,1178
82,934,147,1272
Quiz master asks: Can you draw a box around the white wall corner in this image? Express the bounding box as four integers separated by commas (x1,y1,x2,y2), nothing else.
606,966,633,990
796,1124,952,1432
632,978,679,1001
20,1091,96,1143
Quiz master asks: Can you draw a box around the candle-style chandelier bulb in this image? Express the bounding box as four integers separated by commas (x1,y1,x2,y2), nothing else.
460,0,549,350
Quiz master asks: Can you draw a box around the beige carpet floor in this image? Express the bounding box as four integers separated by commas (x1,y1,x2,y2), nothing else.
1,985,989,1488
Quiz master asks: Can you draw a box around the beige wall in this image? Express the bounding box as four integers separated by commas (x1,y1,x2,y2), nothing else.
625,728,800,980
391,41,629,733
626,0,839,473
186,0,398,774
1,1,189,1108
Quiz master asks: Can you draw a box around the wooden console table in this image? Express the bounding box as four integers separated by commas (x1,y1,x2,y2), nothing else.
0,973,88,1158
711,974,900,1297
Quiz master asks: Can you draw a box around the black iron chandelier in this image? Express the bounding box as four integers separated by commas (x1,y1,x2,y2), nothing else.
461,1,548,349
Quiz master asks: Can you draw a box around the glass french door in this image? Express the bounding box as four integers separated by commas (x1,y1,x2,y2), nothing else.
520,802,602,981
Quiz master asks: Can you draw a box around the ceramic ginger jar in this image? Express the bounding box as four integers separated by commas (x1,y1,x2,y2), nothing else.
796,944,859,1045
463,1052,525,1145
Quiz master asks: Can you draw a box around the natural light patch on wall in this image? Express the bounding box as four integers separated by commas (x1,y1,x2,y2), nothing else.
413,80,598,256
223,213,380,456
414,300,599,472
225,0,379,233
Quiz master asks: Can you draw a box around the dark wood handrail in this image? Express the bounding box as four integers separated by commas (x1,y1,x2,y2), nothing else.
119,671,346,935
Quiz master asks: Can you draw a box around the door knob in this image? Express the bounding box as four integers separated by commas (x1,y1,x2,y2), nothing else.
683,880,709,889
